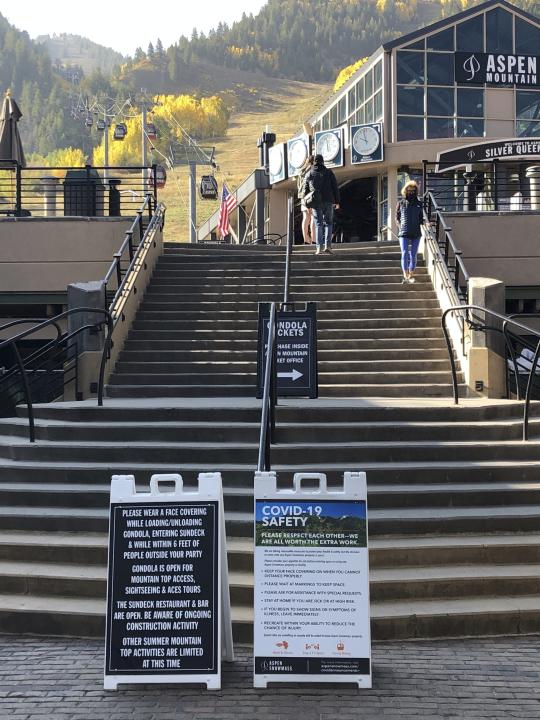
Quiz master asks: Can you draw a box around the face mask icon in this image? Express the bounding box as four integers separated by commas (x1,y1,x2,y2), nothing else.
463,55,481,81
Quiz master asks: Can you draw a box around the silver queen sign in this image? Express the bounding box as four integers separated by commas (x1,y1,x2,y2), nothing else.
455,52,539,87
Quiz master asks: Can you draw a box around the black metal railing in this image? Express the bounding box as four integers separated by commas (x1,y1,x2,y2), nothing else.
106,200,166,324
102,194,163,313
257,302,278,472
441,304,540,440
424,191,470,304
0,162,158,218
256,195,296,470
283,194,294,306
0,308,113,441
423,159,540,214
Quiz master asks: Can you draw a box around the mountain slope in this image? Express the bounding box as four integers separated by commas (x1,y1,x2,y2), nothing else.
36,34,124,75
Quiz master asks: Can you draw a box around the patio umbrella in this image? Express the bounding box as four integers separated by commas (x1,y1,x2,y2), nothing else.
0,90,26,167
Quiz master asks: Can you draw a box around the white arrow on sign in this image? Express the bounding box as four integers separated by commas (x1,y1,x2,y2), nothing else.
278,369,303,381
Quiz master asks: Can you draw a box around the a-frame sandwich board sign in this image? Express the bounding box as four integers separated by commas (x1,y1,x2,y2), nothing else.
253,471,371,689
104,472,233,690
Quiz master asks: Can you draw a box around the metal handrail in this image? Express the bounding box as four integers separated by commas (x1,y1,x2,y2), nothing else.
257,302,278,472
441,304,540,441
283,194,294,306
0,308,113,441
108,201,166,324
425,191,470,301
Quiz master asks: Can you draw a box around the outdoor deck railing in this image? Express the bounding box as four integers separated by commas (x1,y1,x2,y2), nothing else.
0,162,158,218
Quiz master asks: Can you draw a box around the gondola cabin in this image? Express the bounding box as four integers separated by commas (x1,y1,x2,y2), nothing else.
151,164,167,190
146,123,157,140
200,175,218,200
96,119,106,131
113,123,127,141
84,115,93,128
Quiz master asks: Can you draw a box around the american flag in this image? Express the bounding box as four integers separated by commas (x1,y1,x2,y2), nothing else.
217,184,237,239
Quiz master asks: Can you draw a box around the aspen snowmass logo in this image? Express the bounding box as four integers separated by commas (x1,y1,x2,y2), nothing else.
455,52,539,87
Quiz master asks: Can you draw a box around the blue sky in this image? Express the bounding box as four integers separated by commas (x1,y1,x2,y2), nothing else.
1,1,268,56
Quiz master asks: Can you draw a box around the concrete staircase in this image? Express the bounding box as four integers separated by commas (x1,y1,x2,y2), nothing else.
107,242,464,397
0,242,539,641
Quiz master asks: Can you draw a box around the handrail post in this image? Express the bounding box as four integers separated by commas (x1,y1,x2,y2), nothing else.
283,193,294,306
441,309,460,405
152,164,158,210
15,163,22,216
137,210,144,243
492,159,499,212
127,231,134,262
115,256,122,287
97,314,114,407
258,302,277,472
12,343,35,442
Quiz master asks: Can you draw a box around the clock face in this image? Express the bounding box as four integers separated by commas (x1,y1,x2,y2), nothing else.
289,138,308,169
316,132,341,162
352,126,380,157
269,147,283,177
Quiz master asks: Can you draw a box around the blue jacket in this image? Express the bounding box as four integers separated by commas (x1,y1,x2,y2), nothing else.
396,198,424,239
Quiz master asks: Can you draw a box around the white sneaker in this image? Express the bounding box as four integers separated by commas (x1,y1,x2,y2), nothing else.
315,246,321,255
409,276,416,283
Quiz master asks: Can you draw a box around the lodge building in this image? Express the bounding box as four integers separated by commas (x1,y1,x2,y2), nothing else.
198,0,540,313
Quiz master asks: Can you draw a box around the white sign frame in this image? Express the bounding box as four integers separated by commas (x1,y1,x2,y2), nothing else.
104,473,233,691
253,471,371,689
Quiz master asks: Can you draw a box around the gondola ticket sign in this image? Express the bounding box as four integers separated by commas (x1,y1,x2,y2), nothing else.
253,471,371,688
104,473,233,690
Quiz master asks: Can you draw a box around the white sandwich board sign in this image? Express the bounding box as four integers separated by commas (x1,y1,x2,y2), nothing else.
253,471,371,688
104,473,233,690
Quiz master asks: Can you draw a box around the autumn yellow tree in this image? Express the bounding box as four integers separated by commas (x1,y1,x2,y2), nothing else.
334,57,369,92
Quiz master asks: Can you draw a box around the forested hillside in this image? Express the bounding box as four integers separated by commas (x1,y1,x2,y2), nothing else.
166,0,538,82
36,34,124,75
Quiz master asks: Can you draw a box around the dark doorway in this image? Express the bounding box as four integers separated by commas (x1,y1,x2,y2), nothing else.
335,177,378,243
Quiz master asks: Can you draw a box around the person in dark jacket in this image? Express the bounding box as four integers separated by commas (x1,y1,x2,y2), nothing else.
396,180,424,283
304,154,340,254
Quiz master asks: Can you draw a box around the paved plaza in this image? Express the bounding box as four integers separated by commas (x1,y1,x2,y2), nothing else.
0,635,539,719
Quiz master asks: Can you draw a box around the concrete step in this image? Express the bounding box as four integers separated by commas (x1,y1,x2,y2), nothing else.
134,308,441,321
0,592,104,638
139,300,442,312
2,503,540,536
130,317,443,331
0,560,105,598
105,382,465,398
2,458,537,485
126,327,448,340
121,336,449,350
20,399,530,422
15,438,540,465
0,531,107,565
111,367,455,384
15,417,531,443
2,480,538,515
117,348,452,362
144,290,438,301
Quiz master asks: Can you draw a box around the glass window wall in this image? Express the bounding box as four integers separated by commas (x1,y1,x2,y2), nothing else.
427,27,454,51
397,51,425,85
515,17,540,54
456,15,484,52
486,8,514,53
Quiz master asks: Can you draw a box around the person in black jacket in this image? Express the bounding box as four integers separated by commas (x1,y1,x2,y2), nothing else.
396,180,424,283
303,154,340,255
